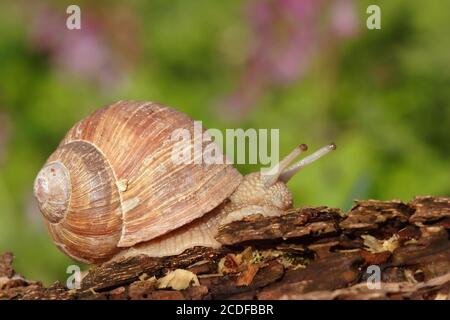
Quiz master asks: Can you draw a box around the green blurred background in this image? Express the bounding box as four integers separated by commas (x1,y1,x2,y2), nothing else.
0,0,448,284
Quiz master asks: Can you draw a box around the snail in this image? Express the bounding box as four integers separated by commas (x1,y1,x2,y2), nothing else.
33,100,335,264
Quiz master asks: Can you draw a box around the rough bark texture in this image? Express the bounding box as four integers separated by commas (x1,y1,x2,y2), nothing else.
1,196,449,300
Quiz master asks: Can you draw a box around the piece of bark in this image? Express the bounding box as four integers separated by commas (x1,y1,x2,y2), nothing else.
258,252,363,299
182,285,209,300
1,195,449,300
1,281,72,300
276,272,450,300
340,199,413,232
409,196,450,224
236,264,260,286
80,247,222,292
201,260,285,299
186,261,217,275
143,290,185,300
216,207,342,246
359,250,392,265
390,228,450,280
397,225,422,245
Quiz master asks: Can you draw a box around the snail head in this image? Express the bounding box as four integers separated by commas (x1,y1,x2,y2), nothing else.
228,143,336,212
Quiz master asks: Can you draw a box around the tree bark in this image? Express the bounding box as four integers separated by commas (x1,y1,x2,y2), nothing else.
1,196,449,300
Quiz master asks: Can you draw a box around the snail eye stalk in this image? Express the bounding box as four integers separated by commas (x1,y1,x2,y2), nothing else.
262,144,308,187
279,143,336,183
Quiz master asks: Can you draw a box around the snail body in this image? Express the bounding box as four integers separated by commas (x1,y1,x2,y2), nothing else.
34,101,335,264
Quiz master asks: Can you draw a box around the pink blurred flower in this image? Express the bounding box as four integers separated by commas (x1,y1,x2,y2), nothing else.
330,0,359,38
26,3,141,89
221,0,359,119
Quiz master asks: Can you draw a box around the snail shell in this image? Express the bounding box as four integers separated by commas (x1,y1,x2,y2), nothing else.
34,101,242,263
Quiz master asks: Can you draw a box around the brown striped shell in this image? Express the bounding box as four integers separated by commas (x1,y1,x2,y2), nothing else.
33,101,242,263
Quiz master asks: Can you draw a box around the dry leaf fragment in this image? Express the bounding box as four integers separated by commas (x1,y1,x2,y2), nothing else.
218,254,240,274
362,234,399,253
157,269,199,290
236,264,259,286
434,292,449,300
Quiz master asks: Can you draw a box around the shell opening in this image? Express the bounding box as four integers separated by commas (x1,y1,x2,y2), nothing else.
33,161,71,224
